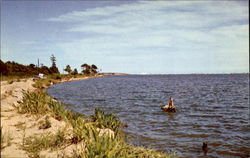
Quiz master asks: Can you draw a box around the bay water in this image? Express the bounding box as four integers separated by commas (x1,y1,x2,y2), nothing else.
47,74,249,157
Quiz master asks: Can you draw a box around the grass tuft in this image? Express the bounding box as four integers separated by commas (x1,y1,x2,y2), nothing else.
91,108,123,132
38,116,51,130
23,129,66,157
14,91,51,115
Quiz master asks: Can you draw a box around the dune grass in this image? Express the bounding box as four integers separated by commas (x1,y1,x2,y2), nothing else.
32,78,59,89
90,108,124,132
23,129,67,157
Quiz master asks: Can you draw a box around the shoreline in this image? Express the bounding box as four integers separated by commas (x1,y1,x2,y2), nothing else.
0,75,102,157
1,75,171,157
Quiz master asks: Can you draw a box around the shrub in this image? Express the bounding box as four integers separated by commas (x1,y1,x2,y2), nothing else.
50,74,62,80
90,108,123,132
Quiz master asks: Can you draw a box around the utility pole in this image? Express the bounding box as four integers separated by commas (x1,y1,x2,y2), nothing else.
37,58,39,75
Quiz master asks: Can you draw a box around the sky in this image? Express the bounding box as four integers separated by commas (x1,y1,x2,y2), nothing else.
1,0,249,74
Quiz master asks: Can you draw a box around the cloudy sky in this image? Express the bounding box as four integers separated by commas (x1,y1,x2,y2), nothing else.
1,1,249,74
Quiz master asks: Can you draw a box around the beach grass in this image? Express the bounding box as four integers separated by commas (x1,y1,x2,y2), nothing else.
32,78,59,89
23,129,67,157
90,108,123,132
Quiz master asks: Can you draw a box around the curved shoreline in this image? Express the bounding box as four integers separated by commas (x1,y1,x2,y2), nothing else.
0,76,102,157
1,76,171,157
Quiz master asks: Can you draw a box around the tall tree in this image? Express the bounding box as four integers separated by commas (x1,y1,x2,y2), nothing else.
49,54,59,74
50,54,56,67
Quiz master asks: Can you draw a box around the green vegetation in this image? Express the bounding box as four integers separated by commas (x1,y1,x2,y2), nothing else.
0,55,60,78
72,68,78,75
14,91,51,115
81,63,98,75
1,55,99,83
91,108,123,132
32,77,60,89
23,129,66,157
64,65,72,74
14,89,173,157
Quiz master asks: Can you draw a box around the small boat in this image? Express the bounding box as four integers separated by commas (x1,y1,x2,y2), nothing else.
161,104,177,112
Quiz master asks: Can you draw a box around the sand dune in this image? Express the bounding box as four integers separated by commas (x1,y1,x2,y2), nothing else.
0,79,81,157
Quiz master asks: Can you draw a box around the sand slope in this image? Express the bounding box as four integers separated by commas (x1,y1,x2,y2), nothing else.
0,79,80,157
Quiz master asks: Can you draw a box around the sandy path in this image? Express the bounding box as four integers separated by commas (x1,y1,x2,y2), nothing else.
0,79,81,158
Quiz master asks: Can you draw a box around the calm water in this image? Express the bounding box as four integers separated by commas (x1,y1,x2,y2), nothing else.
48,74,249,157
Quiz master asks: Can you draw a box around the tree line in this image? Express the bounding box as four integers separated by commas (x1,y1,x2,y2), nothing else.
0,54,99,76
63,64,98,75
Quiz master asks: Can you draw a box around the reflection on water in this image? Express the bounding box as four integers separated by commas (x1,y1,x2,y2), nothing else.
48,74,249,157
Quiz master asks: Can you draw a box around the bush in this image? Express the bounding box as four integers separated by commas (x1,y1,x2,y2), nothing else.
50,74,62,80
90,108,123,132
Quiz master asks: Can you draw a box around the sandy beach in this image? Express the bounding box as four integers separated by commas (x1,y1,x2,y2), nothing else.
0,77,90,157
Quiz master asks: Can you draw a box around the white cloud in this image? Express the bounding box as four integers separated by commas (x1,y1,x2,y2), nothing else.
46,1,248,73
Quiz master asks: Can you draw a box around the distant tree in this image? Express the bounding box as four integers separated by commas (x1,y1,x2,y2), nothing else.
91,64,98,74
0,60,56,76
29,64,36,69
72,68,78,75
0,60,8,75
81,63,98,75
49,54,59,74
40,65,50,75
64,65,72,74
81,63,91,74
28,64,37,74
50,55,56,68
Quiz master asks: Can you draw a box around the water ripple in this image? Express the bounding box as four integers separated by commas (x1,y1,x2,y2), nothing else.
48,74,249,157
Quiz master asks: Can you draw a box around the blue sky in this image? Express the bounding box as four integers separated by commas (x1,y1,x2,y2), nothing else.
1,1,249,74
